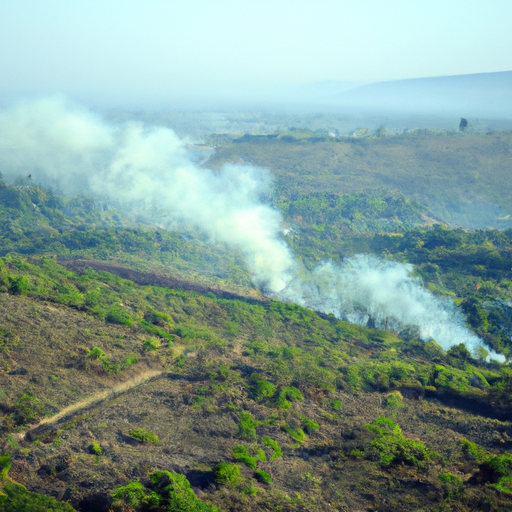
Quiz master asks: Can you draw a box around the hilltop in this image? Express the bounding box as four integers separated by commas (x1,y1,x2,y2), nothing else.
208,130,512,229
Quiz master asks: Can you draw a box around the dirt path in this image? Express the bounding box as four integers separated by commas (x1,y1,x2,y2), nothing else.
15,369,166,442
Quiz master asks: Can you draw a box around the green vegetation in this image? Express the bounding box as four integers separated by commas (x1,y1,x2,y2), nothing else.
253,469,272,484
276,386,304,410
0,452,77,511
248,373,276,401
89,440,102,456
232,445,258,469
365,417,438,466
439,472,464,499
212,463,242,486
0,453,11,480
261,436,282,461
210,131,512,229
0,482,77,512
111,471,221,512
282,425,307,444
237,411,260,440
385,390,404,411
3,131,512,511
128,428,160,445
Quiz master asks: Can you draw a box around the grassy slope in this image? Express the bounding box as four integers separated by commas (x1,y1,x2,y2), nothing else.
2,132,512,510
1,255,512,511
208,131,512,229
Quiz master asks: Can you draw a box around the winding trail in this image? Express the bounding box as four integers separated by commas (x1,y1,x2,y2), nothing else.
16,369,166,442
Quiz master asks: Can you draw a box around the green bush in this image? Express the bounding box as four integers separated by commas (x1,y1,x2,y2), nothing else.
123,353,138,368
249,373,276,401
106,305,133,326
385,391,404,410
111,481,150,510
13,392,45,425
0,452,11,480
301,416,320,434
143,337,161,351
237,411,259,440
89,440,102,456
0,481,77,511
254,469,272,484
366,416,438,467
262,436,282,461
439,472,464,499
87,346,106,360
282,425,307,444
276,386,304,410
8,275,29,295
128,428,160,445
149,471,221,512
111,471,221,512
212,462,242,486
232,445,257,469
328,399,343,411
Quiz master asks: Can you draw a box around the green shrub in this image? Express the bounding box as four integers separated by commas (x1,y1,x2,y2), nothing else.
106,305,133,326
0,452,11,480
112,471,221,512
213,462,242,486
301,416,319,434
282,425,307,444
123,353,138,368
460,437,488,463
128,428,160,445
87,346,106,360
143,337,161,351
262,436,282,461
385,390,404,410
350,449,365,459
254,469,272,484
439,472,464,499
149,471,221,511
111,481,150,510
0,481,77,511
89,440,102,456
13,392,45,425
8,275,29,295
366,416,438,467
276,386,304,410
249,373,276,401
328,399,343,411
232,445,257,469
237,411,259,440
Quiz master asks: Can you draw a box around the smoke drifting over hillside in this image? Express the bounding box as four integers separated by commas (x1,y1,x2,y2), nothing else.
281,256,485,353
0,97,499,357
0,97,293,292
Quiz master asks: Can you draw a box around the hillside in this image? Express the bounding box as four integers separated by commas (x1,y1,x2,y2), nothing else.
1,253,512,512
1,137,512,511
208,130,512,229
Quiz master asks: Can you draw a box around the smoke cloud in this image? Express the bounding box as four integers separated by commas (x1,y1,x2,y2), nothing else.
0,97,294,292
0,97,501,359
280,256,489,353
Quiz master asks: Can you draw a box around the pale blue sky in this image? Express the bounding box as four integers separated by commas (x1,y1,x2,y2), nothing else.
1,0,511,108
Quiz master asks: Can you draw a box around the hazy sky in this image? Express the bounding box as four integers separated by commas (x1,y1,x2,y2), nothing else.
1,0,511,108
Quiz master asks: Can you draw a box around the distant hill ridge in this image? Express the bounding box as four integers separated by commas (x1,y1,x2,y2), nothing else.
331,70,512,118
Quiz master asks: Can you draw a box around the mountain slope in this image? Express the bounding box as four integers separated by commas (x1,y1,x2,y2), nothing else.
332,70,512,118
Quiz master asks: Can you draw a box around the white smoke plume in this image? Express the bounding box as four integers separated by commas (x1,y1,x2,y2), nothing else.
0,97,501,359
0,97,294,292
279,255,490,353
